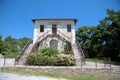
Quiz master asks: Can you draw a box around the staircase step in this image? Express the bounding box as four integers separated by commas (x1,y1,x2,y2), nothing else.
18,43,33,64
71,42,83,66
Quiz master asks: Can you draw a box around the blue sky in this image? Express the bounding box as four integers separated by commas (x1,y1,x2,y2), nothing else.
0,0,120,39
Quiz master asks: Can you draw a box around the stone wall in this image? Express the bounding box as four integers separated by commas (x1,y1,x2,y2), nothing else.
3,66,116,80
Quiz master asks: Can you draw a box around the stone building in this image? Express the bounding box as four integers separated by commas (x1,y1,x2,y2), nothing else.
18,18,84,66
32,19,76,53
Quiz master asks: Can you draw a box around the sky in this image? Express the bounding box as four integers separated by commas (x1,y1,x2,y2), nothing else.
0,0,120,39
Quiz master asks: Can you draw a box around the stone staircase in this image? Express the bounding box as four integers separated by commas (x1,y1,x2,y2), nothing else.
17,42,33,65
57,31,84,66
112,67,120,80
17,30,84,66
71,42,84,66
36,31,50,43
57,30,70,42
31,31,50,53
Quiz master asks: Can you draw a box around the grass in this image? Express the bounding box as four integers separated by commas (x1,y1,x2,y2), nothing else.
85,58,104,63
85,58,120,65
0,67,101,80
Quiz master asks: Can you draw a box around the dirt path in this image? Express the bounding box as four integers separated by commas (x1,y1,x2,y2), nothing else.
0,72,66,80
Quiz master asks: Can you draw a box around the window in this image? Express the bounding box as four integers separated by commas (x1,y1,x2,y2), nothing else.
52,25,57,35
40,25,44,32
67,24,71,32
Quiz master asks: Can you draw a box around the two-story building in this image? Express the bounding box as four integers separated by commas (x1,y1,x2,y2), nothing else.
18,18,84,66
32,18,76,53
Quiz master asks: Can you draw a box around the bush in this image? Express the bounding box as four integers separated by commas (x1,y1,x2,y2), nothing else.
38,48,58,57
26,55,37,65
26,48,75,66
54,54,75,66
3,50,18,58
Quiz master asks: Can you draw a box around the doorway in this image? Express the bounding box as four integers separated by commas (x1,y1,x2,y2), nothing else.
52,25,57,35
50,40,58,50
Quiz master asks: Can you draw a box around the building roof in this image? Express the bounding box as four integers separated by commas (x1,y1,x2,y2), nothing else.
32,18,77,24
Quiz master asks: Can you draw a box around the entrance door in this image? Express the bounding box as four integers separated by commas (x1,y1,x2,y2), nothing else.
52,25,57,35
50,40,58,50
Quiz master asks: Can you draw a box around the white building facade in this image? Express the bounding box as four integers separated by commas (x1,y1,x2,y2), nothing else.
32,19,77,53
18,18,84,66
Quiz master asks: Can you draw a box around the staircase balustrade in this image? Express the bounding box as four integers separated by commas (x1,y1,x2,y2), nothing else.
17,30,84,65
31,30,50,53
57,30,70,42
17,39,32,63
76,39,85,63
31,30,73,54
31,30,71,53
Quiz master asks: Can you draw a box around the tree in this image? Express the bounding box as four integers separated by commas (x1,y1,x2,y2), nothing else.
98,9,120,61
3,36,19,57
1,35,32,57
18,37,32,49
0,35,3,54
76,26,95,58
76,9,120,61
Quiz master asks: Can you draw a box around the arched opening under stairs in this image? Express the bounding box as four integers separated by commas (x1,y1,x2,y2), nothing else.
50,39,58,50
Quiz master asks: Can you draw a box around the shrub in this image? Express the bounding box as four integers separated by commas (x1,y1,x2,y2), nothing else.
54,54,75,66
38,48,58,57
26,55,38,65
26,48,75,66
3,50,18,58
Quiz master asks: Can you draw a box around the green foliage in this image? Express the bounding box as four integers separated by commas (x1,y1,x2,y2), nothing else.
76,9,120,61
18,37,31,49
2,36,19,57
0,35,3,54
64,43,69,54
26,48,75,66
55,54,75,66
0,35,32,57
64,42,72,54
38,48,58,57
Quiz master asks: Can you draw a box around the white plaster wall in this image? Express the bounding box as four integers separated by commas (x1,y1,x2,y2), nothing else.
71,27,76,43
33,21,40,44
33,19,76,44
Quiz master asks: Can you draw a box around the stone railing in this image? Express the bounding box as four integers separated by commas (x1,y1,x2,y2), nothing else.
17,40,32,63
76,39,85,62
57,30,71,42
31,30,71,53
31,31,49,53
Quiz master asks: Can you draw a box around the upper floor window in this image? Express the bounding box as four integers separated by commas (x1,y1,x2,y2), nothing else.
40,25,44,32
52,24,57,35
67,24,71,32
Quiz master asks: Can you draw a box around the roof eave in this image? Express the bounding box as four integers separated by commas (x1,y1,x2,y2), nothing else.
32,18,77,24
